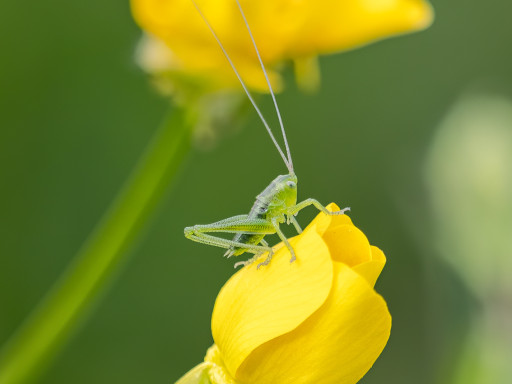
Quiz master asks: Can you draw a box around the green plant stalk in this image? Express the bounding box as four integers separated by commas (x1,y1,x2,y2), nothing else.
0,106,193,384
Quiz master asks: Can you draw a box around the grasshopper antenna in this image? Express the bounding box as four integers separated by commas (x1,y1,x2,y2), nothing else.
191,0,291,171
234,0,294,174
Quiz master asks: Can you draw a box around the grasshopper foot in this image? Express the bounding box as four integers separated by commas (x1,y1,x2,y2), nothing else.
233,260,247,269
234,255,256,269
286,245,296,264
332,207,350,215
256,249,274,269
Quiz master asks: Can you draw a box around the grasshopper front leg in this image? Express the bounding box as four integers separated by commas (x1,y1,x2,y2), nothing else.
289,198,350,217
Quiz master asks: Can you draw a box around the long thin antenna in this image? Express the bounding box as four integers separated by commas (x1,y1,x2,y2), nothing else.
190,0,290,170
234,0,294,173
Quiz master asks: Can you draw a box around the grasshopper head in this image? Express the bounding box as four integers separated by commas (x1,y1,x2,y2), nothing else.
275,173,298,209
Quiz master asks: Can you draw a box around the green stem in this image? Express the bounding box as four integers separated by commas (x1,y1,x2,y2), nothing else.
0,106,193,384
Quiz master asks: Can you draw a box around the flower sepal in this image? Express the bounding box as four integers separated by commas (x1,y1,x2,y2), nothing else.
175,362,212,384
176,345,237,384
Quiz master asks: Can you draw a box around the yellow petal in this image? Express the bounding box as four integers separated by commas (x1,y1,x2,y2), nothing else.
131,0,434,91
314,204,386,285
323,223,372,266
306,203,373,266
352,246,387,287
211,229,333,377
236,262,392,384
130,0,280,91
284,0,435,57
305,202,353,234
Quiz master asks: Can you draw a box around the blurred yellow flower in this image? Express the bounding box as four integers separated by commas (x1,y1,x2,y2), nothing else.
178,203,391,384
131,0,434,92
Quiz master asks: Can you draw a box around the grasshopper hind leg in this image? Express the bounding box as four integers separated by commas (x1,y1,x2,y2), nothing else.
233,254,259,269
234,239,274,269
224,248,236,258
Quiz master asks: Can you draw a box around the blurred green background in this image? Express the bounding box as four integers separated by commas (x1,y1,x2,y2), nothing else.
1,0,511,383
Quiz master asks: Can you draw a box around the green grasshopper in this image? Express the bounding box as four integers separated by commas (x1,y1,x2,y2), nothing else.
185,0,349,268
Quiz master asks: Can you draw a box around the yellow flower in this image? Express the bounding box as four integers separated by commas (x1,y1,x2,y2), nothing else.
131,0,434,92
178,203,391,384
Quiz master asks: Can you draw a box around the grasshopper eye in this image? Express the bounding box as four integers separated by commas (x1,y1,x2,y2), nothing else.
287,181,296,189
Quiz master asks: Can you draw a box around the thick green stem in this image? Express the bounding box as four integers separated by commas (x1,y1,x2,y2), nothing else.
0,106,193,384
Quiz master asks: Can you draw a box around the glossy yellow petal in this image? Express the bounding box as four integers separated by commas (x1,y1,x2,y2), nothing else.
211,228,333,377
352,246,387,287
236,262,392,383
